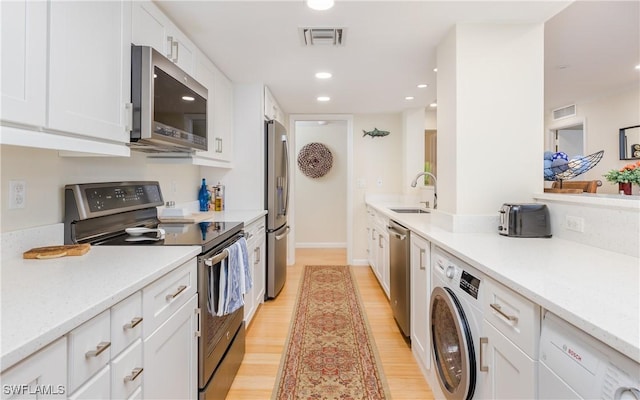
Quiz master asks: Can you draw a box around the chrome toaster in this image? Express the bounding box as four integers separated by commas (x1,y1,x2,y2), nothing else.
498,203,552,238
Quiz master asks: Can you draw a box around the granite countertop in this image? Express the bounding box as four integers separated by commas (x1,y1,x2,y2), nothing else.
365,199,640,364
0,246,201,371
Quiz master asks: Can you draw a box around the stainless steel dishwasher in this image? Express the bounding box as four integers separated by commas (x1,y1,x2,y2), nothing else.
388,220,411,338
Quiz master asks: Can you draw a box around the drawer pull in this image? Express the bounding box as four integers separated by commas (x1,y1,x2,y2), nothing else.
490,303,518,323
166,285,187,301
480,337,488,372
123,317,143,330
419,249,426,270
124,367,143,382
85,341,110,358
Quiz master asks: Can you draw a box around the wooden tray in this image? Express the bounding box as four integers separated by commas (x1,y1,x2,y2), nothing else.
23,243,91,259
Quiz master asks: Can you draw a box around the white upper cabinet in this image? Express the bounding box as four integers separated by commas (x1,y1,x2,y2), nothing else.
193,52,234,165
132,1,195,75
48,1,131,144
1,0,47,127
264,86,285,126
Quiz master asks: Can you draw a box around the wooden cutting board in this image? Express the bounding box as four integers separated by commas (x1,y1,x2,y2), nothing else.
23,243,91,259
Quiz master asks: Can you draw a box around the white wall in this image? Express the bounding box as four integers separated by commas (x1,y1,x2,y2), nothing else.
294,121,347,247
437,23,544,222
545,86,640,194
0,145,201,232
403,108,427,195
352,113,403,261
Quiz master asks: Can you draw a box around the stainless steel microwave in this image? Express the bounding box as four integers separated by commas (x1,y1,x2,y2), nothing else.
130,45,207,153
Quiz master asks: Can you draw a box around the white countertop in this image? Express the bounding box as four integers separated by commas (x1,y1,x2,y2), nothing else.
366,199,640,363
0,209,265,371
1,245,200,371
207,209,267,226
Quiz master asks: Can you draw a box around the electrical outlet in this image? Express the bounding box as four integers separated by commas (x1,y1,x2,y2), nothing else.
9,180,26,209
357,178,366,188
565,215,584,232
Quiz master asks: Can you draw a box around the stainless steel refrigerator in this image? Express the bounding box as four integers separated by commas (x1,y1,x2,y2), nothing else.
265,119,290,299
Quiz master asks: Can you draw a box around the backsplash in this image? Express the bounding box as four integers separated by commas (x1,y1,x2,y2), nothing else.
0,224,63,261
535,193,640,257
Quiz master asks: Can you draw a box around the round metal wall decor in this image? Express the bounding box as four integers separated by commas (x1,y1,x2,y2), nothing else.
297,142,333,178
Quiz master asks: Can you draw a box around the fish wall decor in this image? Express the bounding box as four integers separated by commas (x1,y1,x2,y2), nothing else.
362,128,390,138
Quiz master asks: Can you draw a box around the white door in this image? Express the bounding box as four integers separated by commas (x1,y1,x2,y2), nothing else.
1,0,47,127
410,235,431,372
48,1,131,143
143,294,197,400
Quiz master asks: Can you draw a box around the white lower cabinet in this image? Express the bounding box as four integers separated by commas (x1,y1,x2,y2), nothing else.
0,259,197,400
111,339,143,400
142,260,198,400
480,276,540,399
0,337,67,399
68,366,110,400
410,233,431,374
365,207,390,298
143,294,198,400
481,322,537,399
244,217,266,325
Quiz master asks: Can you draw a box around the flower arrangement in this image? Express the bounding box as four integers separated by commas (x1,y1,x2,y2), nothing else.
604,161,640,185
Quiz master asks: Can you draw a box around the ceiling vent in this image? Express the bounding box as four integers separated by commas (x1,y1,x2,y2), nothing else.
552,104,577,120
299,27,345,46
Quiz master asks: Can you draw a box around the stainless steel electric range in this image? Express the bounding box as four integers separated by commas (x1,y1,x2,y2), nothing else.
64,181,245,400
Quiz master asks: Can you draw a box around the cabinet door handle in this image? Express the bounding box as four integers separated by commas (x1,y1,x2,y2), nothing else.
378,234,383,248
166,36,174,59
124,102,133,132
490,303,518,323
85,341,111,358
371,228,376,240
124,367,143,382
123,317,143,330
419,249,426,270
173,41,179,63
254,247,260,264
166,285,187,301
480,337,488,372
195,308,201,337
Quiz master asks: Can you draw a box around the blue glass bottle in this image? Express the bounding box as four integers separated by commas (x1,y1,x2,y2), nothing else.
198,179,209,211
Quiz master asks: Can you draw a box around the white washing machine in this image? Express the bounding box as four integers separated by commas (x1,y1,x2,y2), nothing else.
430,246,486,400
539,311,640,399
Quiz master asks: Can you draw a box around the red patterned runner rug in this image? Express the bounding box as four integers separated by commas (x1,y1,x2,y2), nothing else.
272,265,390,400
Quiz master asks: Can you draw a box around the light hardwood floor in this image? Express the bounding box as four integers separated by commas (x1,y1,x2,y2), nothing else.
226,248,435,399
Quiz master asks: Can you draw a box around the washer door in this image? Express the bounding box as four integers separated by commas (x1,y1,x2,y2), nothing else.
430,286,476,400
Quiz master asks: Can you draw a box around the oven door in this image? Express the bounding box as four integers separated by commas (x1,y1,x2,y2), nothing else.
197,233,245,390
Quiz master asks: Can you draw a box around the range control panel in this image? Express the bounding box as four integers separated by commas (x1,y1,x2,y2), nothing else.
85,183,162,213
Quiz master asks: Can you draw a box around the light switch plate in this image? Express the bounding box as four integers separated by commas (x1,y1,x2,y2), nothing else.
565,215,584,232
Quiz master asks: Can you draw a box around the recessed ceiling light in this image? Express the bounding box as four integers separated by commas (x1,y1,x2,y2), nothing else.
182,96,195,101
317,96,331,102
429,101,437,108
317,121,328,125
405,96,414,100
635,64,640,70
307,0,334,11
315,72,332,79
556,65,569,70
417,84,428,88
433,68,438,72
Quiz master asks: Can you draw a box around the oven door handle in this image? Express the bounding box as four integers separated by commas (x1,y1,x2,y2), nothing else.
204,249,229,266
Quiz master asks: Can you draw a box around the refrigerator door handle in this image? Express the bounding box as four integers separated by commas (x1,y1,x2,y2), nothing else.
282,135,290,216
275,226,290,240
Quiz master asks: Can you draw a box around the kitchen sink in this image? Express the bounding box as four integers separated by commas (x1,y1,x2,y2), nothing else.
390,208,430,214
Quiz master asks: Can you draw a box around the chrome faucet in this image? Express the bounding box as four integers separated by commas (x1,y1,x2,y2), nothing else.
410,172,437,209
